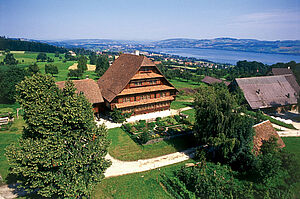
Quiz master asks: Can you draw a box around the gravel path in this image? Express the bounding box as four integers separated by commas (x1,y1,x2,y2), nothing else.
272,123,300,137
104,147,196,178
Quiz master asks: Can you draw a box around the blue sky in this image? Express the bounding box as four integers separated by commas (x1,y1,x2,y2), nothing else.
0,0,299,41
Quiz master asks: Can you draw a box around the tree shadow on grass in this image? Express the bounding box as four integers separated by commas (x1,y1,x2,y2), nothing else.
163,133,198,160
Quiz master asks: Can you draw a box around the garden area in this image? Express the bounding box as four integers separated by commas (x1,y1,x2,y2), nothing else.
121,115,193,145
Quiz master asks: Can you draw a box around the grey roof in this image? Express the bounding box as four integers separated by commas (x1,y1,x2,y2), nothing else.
235,75,298,109
272,68,293,76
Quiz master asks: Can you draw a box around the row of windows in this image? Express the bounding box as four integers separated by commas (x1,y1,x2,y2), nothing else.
131,79,161,87
122,101,170,113
118,92,170,103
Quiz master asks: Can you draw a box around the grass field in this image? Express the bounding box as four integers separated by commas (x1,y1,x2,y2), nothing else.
93,159,194,199
181,109,196,124
0,51,98,82
282,137,300,196
169,78,202,89
0,116,23,184
107,128,196,161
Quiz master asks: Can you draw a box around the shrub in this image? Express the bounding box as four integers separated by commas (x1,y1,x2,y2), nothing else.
135,120,146,131
156,117,162,122
139,131,150,144
174,115,181,122
148,122,156,130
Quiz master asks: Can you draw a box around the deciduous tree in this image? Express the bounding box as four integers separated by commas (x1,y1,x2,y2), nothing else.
45,64,58,76
6,74,110,198
95,55,109,77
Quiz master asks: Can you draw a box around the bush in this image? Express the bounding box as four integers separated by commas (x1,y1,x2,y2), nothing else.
139,131,150,144
135,120,146,131
148,122,156,130
174,115,181,122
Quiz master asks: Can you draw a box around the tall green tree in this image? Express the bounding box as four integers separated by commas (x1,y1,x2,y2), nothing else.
89,54,97,65
194,84,255,168
77,55,88,72
3,53,18,65
28,62,40,75
36,52,47,62
45,64,58,76
0,65,28,104
68,69,83,79
95,55,109,77
6,74,111,198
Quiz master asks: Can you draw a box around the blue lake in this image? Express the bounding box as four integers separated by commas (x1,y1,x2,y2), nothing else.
151,48,300,65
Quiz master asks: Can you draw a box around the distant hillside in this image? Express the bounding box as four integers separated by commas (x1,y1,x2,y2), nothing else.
0,37,67,53
33,37,300,55
152,38,300,55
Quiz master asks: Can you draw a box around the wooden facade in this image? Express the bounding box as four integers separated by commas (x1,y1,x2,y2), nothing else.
98,54,177,115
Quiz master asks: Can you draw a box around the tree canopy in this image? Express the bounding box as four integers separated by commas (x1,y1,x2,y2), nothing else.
194,84,255,167
45,64,58,76
3,53,18,65
0,65,28,104
95,55,109,77
6,73,111,198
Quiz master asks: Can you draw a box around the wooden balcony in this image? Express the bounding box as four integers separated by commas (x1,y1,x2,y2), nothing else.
118,85,175,96
131,73,163,80
115,96,174,109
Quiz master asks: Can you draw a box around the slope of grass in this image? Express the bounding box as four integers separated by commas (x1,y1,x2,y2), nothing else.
0,116,24,184
93,159,194,199
181,109,196,124
170,101,193,109
169,78,201,89
0,51,99,82
282,137,300,197
108,128,196,161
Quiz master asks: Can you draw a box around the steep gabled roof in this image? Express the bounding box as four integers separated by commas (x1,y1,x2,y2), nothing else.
97,54,176,102
253,120,285,154
202,76,230,86
235,75,298,109
56,79,104,104
272,68,293,76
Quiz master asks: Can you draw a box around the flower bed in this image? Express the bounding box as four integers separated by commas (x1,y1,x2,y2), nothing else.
121,115,193,145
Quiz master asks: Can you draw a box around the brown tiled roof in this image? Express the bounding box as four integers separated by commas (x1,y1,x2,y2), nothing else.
118,85,175,96
56,79,104,104
97,54,176,102
202,76,230,86
131,73,163,80
272,68,293,76
116,96,174,108
235,75,298,109
253,120,285,154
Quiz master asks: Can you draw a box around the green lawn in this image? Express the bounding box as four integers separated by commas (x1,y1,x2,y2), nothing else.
170,101,193,109
108,128,196,161
282,137,300,197
0,116,23,184
169,78,202,89
0,51,99,82
93,159,195,199
181,109,196,124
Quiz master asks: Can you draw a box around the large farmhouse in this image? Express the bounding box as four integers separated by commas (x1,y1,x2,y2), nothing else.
97,54,178,115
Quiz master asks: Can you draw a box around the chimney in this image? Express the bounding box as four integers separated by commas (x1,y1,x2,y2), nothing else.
135,50,140,56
